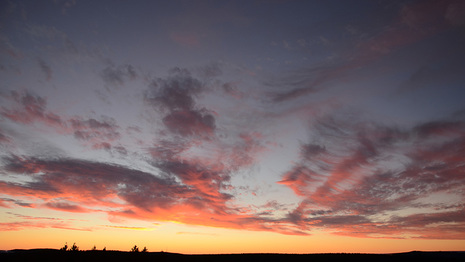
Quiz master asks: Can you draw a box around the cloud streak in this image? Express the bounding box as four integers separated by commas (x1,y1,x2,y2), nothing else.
1,90,121,149
0,155,298,234
268,0,464,103
277,112,465,239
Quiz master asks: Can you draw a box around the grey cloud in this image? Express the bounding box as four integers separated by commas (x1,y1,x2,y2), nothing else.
413,120,465,139
222,82,243,98
145,68,216,138
162,109,215,136
100,64,138,87
197,62,223,78
45,201,85,212
0,198,33,207
286,203,306,226
71,117,117,130
37,57,52,81
390,209,465,227
300,143,326,159
145,68,204,113
70,116,120,142
1,156,191,211
310,215,371,226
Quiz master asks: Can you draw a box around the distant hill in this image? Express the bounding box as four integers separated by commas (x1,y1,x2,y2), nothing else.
1,249,464,262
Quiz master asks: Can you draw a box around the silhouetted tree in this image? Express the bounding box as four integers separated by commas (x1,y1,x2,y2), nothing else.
70,242,79,251
91,245,97,251
102,247,106,251
130,245,139,252
60,242,68,251
142,246,148,252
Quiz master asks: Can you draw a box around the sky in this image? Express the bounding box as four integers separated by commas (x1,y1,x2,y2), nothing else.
1,0,465,254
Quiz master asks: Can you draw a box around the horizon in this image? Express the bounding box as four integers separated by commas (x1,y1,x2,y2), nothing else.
3,249,464,262
3,247,464,255
1,0,465,254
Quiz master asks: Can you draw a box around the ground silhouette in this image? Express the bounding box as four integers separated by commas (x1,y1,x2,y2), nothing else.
1,249,464,262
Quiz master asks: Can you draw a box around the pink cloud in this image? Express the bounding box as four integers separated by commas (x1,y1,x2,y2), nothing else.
0,221,90,232
276,113,465,239
1,90,121,149
1,91,64,128
278,165,324,196
0,212,90,231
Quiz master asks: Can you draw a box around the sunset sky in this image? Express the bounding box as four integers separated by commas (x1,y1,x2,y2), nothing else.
1,0,465,254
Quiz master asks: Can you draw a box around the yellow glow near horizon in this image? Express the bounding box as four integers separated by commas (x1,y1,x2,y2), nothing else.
1,202,464,254
1,220,464,254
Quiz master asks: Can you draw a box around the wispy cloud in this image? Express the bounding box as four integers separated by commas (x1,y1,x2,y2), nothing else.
268,0,464,103
102,225,156,231
0,198,34,208
0,212,89,231
1,90,64,127
276,111,465,239
0,221,91,231
1,90,121,149
0,155,270,232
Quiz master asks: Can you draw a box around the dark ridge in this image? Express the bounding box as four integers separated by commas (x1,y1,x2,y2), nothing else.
1,249,464,262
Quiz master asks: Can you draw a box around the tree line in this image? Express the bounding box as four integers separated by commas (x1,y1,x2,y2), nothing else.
60,243,148,252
